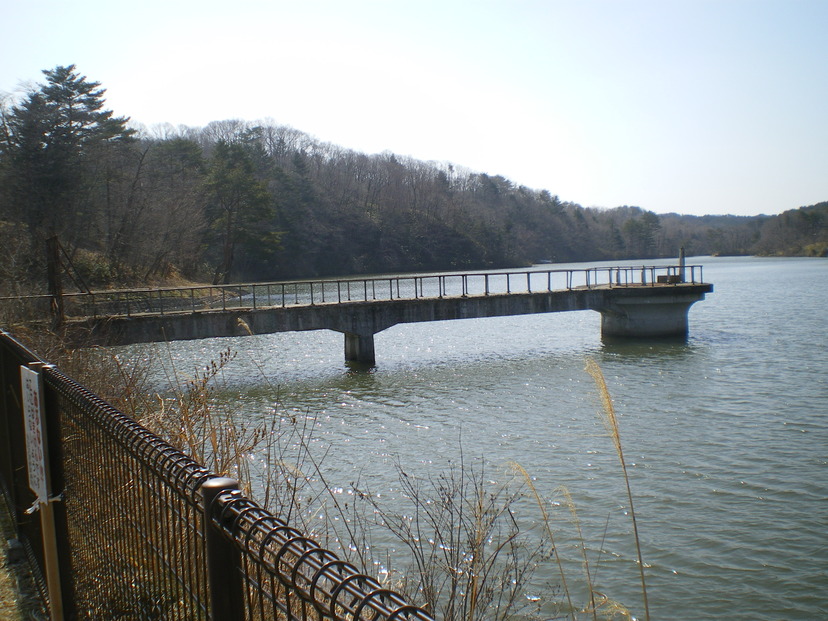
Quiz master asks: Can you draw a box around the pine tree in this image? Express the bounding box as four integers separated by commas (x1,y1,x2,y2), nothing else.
0,64,135,241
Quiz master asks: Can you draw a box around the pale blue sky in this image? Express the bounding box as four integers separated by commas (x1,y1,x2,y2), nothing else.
2,0,826,216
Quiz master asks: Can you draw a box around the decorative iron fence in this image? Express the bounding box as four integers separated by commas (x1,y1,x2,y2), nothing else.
0,330,434,620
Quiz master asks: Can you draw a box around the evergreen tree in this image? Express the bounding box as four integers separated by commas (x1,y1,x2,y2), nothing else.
0,65,135,243
205,141,274,284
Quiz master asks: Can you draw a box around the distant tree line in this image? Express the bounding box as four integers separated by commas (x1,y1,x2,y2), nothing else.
1,66,826,293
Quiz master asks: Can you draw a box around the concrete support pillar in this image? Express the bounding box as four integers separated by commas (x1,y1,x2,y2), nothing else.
344,332,376,365
598,293,704,338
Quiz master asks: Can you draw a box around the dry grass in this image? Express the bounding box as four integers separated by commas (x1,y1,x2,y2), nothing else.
0,497,48,620
585,357,650,621
510,461,575,617
10,330,652,620
77,347,651,620
355,455,550,620
139,347,265,490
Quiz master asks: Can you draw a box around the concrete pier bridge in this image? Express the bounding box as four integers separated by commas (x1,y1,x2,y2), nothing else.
42,264,711,364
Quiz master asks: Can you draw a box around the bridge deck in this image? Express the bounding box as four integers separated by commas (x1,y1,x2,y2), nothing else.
42,265,712,364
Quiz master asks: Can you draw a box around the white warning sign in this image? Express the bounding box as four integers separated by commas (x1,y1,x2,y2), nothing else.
21,365,48,504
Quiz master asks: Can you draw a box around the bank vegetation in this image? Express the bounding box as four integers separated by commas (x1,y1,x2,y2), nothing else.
1,65,826,297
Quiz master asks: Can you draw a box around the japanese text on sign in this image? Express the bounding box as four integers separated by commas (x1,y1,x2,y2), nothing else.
21,365,47,504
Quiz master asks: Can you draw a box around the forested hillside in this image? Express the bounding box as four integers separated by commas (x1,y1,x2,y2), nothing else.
1,66,826,293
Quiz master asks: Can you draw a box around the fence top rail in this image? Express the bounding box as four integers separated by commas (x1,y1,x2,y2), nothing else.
0,263,706,303
209,490,434,620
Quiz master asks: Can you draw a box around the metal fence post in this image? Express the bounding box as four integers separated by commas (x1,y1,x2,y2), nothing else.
202,477,245,621
40,365,77,620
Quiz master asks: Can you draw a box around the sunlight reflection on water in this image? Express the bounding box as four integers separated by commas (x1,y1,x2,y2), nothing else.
116,256,828,620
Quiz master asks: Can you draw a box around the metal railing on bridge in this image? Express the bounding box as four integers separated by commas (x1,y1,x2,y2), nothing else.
1,264,704,322
0,330,434,620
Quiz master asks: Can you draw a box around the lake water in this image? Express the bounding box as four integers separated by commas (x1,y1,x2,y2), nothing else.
118,256,827,620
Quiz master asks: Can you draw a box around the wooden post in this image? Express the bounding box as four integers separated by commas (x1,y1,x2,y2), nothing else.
21,363,64,620
46,236,65,329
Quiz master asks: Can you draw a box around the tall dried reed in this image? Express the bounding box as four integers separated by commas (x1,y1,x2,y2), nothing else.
584,357,650,621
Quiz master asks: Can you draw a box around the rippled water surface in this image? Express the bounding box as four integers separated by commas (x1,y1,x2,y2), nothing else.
119,256,827,620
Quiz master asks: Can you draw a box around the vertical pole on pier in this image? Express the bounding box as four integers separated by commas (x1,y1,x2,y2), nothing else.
679,247,686,282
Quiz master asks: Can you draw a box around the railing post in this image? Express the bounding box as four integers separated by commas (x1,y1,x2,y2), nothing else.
202,477,245,621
